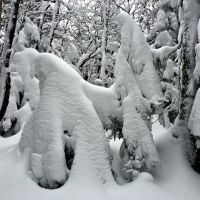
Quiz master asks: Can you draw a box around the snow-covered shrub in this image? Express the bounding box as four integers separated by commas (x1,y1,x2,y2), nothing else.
19,52,119,189
115,13,161,181
10,48,40,110
0,71,23,134
148,0,182,127
24,17,40,47
1,16,41,135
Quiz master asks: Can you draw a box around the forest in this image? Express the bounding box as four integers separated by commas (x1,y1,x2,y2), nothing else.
0,0,200,199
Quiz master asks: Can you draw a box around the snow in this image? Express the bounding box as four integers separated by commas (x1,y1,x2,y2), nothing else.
118,13,163,100
11,48,40,109
14,102,32,133
65,43,78,65
163,59,175,80
154,30,174,48
107,41,120,52
24,17,40,43
193,21,200,84
2,118,12,132
115,13,162,179
151,43,180,65
0,118,200,199
77,47,101,68
1,5,200,198
170,0,178,8
15,30,28,52
2,72,23,132
188,88,200,139
19,52,119,188
154,10,167,32
4,96,17,119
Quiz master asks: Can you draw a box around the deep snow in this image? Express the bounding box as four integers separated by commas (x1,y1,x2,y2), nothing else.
0,117,200,200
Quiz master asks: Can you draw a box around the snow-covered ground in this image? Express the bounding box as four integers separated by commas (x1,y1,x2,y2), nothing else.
0,118,200,200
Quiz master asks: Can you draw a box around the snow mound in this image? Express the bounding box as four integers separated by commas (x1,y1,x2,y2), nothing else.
1,119,200,199
19,52,119,188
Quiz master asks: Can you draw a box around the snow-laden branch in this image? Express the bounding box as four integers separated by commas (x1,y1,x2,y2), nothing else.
77,47,101,70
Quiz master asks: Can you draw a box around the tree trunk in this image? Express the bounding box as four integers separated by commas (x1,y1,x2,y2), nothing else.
178,0,200,173
0,0,21,122
47,0,60,52
0,0,2,28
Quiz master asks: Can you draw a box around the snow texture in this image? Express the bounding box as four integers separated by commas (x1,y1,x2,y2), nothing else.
2,72,23,131
154,30,174,48
115,13,161,180
11,48,40,110
193,20,200,84
14,102,32,133
163,59,175,80
189,88,200,139
24,17,40,43
15,30,29,52
155,10,167,32
170,0,178,8
151,43,180,65
118,13,163,100
3,72,23,121
19,52,119,188
65,43,78,65
2,115,200,200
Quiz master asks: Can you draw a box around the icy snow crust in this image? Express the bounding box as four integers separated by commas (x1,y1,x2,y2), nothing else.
19,53,119,188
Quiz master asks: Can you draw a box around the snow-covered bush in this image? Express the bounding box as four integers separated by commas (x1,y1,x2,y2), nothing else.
115,13,161,181
0,16,41,135
19,52,119,189
24,17,40,48
148,0,182,127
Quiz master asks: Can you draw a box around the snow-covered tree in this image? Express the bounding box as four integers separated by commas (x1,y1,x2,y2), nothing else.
0,0,21,131
115,13,161,181
174,0,200,173
147,0,182,128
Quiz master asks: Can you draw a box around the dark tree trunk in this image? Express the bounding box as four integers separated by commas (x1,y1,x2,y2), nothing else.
0,0,21,122
0,0,2,28
178,0,200,173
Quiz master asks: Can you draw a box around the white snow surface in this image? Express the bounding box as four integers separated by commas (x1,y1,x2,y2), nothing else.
65,43,78,65
14,102,32,133
188,88,200,138
24,17,40,43
3,72,23,122
0,118,200,199
115,13,162,176
163,59,175,80
170,0,178,8
154,30,174,48
19,52,119,188
118,13,163,100
11,48,40,110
